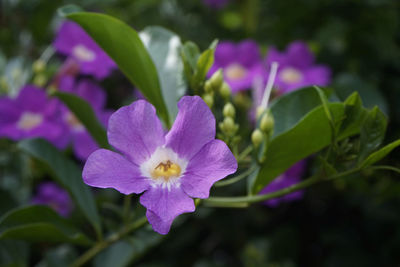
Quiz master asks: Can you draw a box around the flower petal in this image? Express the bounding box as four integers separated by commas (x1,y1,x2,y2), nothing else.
83,149,150,194
287,41,314,69
237,40,262,68
72,131,98,161
107,100,165,165
181,140,237,199
140,186,195,234
214,41,237,67
165,96,215,160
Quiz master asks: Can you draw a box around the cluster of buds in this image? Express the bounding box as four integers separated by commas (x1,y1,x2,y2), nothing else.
202,69,232,108
251,108,274,148
32,59,48,87
219,102,239,138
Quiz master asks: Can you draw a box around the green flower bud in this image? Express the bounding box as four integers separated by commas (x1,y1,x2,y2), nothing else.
256,106,266,120
219,82,231,99
33,60,46,73
204,80,213,93
202,93,214,108
0,76,8,91
260,113,274,134
251,129,264,148
210,69,224,90
33,74,47,87
223,102,235,118
219,116,238,136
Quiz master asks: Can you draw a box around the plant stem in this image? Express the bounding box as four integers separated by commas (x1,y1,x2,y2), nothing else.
214,166,257,187
368,165,400,174
71,216,148,267
203,167,360,207
237,145,253,162
123,194,132,224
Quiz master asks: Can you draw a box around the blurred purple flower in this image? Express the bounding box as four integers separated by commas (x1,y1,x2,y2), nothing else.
32,182,73,217
208,40,265,93
261,160,306,207
0,86,67,148
58,76,112,161
83,96,237,234
53,21,116,80
265,41,331,93
203,0,229,9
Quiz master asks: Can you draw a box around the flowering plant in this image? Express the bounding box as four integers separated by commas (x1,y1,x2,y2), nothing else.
0,3,399,266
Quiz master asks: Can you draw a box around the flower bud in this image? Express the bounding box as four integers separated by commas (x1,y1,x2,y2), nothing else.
33,74,47,87
219,117,238,136
219,82,231,99
204,80,213,93
256,106,266,120
260,113,274,133
223,102,235,118
33,60,46,73
251,129,264,148
210,69,224,90
202,93,214,108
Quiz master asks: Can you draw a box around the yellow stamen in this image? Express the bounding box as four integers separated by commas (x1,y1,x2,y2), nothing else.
151,160,181,181
225,63,247,80
279,67,302,84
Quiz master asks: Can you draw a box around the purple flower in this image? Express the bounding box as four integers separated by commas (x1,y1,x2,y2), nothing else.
83,96,237,234
53,21,116,80
203,0,229,9
58,76,112,161
260,160,306,207
0,85,67,148
32,182,73,217
265,41,331,93
208,40,265,93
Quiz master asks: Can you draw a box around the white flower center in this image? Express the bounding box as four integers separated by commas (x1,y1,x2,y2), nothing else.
225,63,247,80
140,147,188,191
65,112,84,132
17,112,43,130
279,67,303,84
72,44,96,62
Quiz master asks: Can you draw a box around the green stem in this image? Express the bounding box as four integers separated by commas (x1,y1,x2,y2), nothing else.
214,166,257,187
368,165,400,174
123,194,132,224
71,216,148,267
237,145,253,162
203,167,360,207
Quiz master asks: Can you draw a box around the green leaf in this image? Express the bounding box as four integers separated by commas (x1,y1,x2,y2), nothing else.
269,87,333,137
360,139,400,168
62,10,170,126
0,206,92,246
53,91,109,149
17,138,101,236
339,92,367,137
191,41,218,90
181,41,200,72
251,103,362,194
94,229,163,267
139,26,186,119
358,106,387,162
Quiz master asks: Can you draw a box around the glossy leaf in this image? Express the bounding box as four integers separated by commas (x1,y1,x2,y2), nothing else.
61,9,170,126
17,138,101,236
0,205,92,246
190,41,217,90
53,91,109,149
251,103,363,194
358,106,387,162
139,26,186,119
360,139,400,168
269,87,333,137
94,229,163,267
